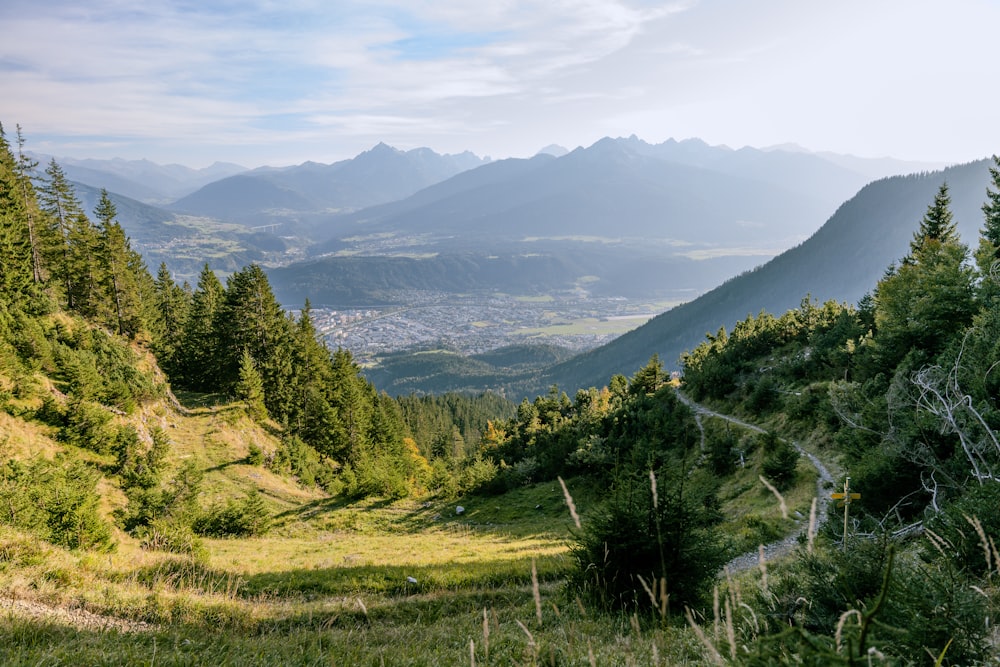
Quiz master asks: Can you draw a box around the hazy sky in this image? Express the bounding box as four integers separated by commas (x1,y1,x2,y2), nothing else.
4,0,998,168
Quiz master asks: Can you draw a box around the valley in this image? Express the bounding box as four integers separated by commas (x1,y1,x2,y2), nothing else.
309,290,680,364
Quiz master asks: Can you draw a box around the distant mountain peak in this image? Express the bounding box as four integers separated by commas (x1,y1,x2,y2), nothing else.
761,142,812,154
537,144,569,157
367,141,402,155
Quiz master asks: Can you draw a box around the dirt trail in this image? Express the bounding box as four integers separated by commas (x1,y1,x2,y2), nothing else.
675,390,836,573
0,596,157,634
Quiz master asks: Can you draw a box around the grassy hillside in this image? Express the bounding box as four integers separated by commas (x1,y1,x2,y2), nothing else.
0,378,829,665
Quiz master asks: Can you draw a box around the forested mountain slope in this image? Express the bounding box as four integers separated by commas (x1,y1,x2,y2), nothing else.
539,158,994,394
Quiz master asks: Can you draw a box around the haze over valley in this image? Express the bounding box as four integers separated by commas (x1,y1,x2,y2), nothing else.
33,135,956,397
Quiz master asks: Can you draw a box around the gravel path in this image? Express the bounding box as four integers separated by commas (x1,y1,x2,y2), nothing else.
675,390,837,574
0,596,157,634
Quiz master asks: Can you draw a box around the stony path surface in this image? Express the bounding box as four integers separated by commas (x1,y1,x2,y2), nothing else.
0,596,157,634
675,390,837,574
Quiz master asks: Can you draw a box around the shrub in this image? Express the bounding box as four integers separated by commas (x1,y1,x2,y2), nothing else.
0,457,114,551
759,432,799,491
569,468,730,612
194,490,271,538
138,518,208,561
60,399,115,454
246,443,264,465
922,481,1000,577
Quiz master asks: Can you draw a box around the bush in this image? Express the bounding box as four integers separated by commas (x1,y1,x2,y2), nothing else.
569,468,730,612
138,518,208,561
706,426,738,476
759,432,799,491
60,399,115,454
0,457,114,551
246,443,264,465
922,481,1000,577
194,490,271,537
752,537,992,665
114,426,169,490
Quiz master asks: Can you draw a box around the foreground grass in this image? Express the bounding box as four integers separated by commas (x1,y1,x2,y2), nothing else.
0,479,715,666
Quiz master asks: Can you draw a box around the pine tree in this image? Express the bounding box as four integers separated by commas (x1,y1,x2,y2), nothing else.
13,126,44,284
217,264,295,420
151,263,190,374
0,123,34,301
288,299,335,430
979,155,1000,262
907,182,959,262
329,347,374,463
38,159,86,306
235,348,268,421
175,264,224,391
65,210,103,318
875,188,975,368
94,189,146,337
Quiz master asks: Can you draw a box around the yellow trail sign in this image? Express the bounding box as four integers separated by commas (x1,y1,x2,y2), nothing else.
834,478,860,549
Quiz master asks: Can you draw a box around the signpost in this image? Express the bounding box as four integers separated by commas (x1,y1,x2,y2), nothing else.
831,477,861,550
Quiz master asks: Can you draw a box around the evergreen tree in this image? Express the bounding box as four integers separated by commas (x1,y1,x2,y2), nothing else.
175,264,224,391
217,264,295,420
94,189,147,337
328,348,374,463
874,188,976,369
13,125,44,284
38,159,86,306
235,347,268,421
630,354,666,395
287,299,336,437
151,263,190,375
0,124,34,301
982,155,1000,253
907,182,958,262
976,155,1000,282
65,209,103,318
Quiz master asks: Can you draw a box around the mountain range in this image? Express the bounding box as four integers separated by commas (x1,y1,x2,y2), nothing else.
30,154,247,204
167,143,489,226
40,136,980,400
535,158,995,394
267,137,940,309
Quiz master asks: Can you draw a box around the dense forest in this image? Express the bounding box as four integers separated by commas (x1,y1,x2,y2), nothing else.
3,121,1000,663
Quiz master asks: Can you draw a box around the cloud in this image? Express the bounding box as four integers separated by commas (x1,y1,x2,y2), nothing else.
4,0,1000,166
3,0,682,163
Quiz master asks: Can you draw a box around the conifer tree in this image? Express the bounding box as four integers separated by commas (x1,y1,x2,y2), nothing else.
151,263,190,374
13,125,44,284
175,264,224,391
907,182,958,262
235,348,268,421
979,155,1000,262
217,264,295,420
65,210,103,318
95,189,147,337
287,299,335,434
39,159,86,306
0,123,35,301
875,187,975,368
328,347,374,463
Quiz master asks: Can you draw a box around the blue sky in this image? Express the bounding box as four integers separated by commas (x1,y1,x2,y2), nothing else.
4,0,999,167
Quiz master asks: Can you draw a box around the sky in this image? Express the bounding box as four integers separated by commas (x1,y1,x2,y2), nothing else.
3,0,999,168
